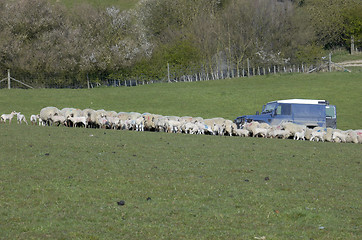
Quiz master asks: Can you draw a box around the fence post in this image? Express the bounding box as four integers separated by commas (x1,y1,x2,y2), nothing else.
167,63,170,82
328,53,332,72
8,69,11,89
273,66,276,74
87,73,90,89
247,58,250,77
351,35,355,55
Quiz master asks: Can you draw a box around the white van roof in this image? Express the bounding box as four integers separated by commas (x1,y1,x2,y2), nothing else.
272,99,328,105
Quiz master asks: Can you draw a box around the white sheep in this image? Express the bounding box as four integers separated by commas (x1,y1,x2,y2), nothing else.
310,130,326,142
345,130,359,144
332,131,347,143
252,127,268,138
269,129,291,139
67,116,87,127
16,112,28,125
293,129,306,140
40,107,60,126
49,115,67,126
281,122,306,136
134,116,145,131
212,123,225,136
106,116,121,129
356,130,362,143
1,111,17,124
166,119,182,133
30,114,40,125
234,128,250,137
224,120,234,136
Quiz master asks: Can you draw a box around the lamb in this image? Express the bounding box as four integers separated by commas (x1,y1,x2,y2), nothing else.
1,111,17,124
30,114,40,125
234,128,250,137
16,112,28,125
293,129,306,140
67,116,87,127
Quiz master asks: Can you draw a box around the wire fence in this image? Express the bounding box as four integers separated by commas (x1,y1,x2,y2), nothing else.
0,56,349,89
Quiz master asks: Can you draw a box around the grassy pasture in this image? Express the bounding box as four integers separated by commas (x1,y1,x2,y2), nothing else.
0,124,361,239
0,72,361,239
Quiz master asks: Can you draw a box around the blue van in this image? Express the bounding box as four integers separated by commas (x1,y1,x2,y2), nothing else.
234,99,337,129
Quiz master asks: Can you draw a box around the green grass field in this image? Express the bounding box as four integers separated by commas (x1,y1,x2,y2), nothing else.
0,72,361,239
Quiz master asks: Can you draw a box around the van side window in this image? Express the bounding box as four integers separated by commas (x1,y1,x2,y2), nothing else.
282,104,292,115
326,106,336,118
276,104,291,115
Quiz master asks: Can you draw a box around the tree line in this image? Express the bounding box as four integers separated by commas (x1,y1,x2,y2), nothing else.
0,0,361,87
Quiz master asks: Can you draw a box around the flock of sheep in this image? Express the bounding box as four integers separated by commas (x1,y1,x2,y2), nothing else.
1,106,362,144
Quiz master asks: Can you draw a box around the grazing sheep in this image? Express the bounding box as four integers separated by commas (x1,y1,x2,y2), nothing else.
281,122,306,136
252,127,268,138
40,107,60,126
106,116,121,129
269,129,291,139
166,119,182,133
224,120,234,136
1,111,17,124
143,114,158,131
16,112,28,125
82,109,97,128
324,128,335,142
243,121,260,132
30,114,40,125
49,114,67,126
356,130,362,143
345,130,358,144
332,131,347,143
211,123,225,136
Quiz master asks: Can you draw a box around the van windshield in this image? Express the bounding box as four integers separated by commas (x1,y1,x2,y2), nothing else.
262,103,277,114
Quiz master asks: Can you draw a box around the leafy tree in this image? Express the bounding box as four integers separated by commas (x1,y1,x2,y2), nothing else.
341,1,362,51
